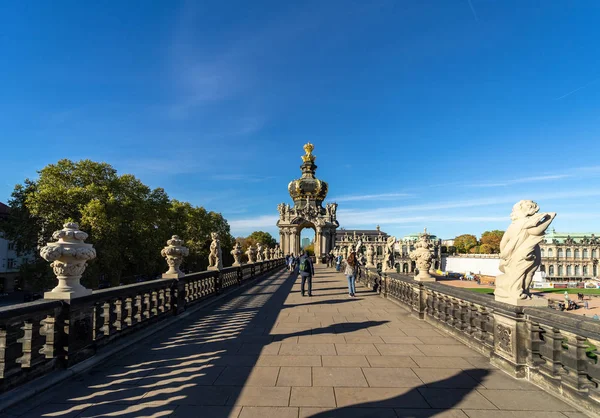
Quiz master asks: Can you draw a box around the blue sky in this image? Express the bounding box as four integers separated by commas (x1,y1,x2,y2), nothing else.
1,1,600,241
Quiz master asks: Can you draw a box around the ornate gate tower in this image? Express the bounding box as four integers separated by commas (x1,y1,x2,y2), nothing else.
277,143,339,263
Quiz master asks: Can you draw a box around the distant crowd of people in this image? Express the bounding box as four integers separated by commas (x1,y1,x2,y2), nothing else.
284,250,360,298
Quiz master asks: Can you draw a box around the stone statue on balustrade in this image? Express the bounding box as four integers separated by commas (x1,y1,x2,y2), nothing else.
40,222,97,299
366,245,376,268
495,200,556,306
208,232,223,271
382,236,396,273
409,230,435,282
246,246,257,263
160,235,189,279
231,242,243,267
256,243,264,262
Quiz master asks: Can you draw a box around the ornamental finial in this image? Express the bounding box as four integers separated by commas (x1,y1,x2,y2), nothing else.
302,142,316,163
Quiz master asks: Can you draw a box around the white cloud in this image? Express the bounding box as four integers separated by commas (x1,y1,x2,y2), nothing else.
229,215,279,230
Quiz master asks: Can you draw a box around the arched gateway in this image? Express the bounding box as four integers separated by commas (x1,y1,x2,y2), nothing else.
277,143,338,264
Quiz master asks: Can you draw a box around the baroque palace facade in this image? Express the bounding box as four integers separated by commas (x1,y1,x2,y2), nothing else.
540,229,600,280
334,227,442,273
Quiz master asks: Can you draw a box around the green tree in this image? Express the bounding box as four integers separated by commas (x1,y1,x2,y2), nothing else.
479,243,493,254
454,234,478,254
480,230,504,253
242,231,277,250
0,159,234,290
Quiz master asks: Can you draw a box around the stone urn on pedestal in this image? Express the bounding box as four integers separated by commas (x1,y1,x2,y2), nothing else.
40,222,96,300
231,242,243,267
161,235,189,279
409,230,435,282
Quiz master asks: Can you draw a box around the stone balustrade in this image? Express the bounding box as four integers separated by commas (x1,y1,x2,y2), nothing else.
352,265,600,416
0,258,285,393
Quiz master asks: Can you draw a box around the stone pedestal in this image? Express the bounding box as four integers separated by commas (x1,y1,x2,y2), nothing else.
494,295,547,307
41,223,96,301
490,311,529,378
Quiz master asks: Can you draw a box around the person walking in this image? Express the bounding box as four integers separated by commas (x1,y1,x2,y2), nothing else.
288,253,295,272
298,250,315,297
585,300,589,310
345,251,358,297
335,254,342,272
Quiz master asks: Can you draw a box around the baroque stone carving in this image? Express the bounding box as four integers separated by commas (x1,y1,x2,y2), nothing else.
231,242,243,266
495,200,556,305
366,245,376,268
40,222,96,300
161,235,189,279
495,324,512,353
382,236,397,273
409,229,435,281
208,232,223,271
246,246,257,263
256,244,264,262
277,144,338,262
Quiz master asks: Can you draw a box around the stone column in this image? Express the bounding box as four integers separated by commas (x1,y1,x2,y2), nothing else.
161,235,189,278
315,227,322,263
41,222,95,300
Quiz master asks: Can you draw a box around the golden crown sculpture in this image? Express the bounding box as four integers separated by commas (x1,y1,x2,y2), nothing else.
301,142,316,163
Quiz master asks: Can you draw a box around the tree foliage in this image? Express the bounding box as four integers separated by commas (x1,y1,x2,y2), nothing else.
239,231,277,251
0,159,234,291
479,230,504,253
454,234,478,254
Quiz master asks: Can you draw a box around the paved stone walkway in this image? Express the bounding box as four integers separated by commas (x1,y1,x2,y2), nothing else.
4,266,585,418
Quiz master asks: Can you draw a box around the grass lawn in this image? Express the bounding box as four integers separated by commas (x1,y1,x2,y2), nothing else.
534,288,600,295
464,288,495,294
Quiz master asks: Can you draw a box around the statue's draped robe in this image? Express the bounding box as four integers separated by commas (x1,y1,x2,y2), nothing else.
496,213,554,299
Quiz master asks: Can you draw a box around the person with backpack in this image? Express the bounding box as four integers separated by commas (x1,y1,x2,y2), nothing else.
298,250,315,297
335,254,342,272
345,251,358,297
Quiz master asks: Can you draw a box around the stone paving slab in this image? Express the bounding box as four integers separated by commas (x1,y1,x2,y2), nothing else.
3,266,584,417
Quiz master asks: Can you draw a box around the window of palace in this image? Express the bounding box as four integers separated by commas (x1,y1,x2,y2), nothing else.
593,249,598,258
575,249,580,258
583,265,588,275
558,248,564,257
584,249,589,258
567,265,572,275
548,248,553,257
558,265,563,275
549,265,555,275
594,265,598,277
541,264,546,272
541,249,545,257
566,249,572,258
575,265,580,275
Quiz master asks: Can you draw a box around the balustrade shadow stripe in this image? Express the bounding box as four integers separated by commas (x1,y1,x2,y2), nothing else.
0,264,288,414
3,267,395,417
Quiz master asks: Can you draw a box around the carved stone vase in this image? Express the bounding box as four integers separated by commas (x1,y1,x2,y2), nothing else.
161,235,189,278
409,232,435,282
40,222,96,300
